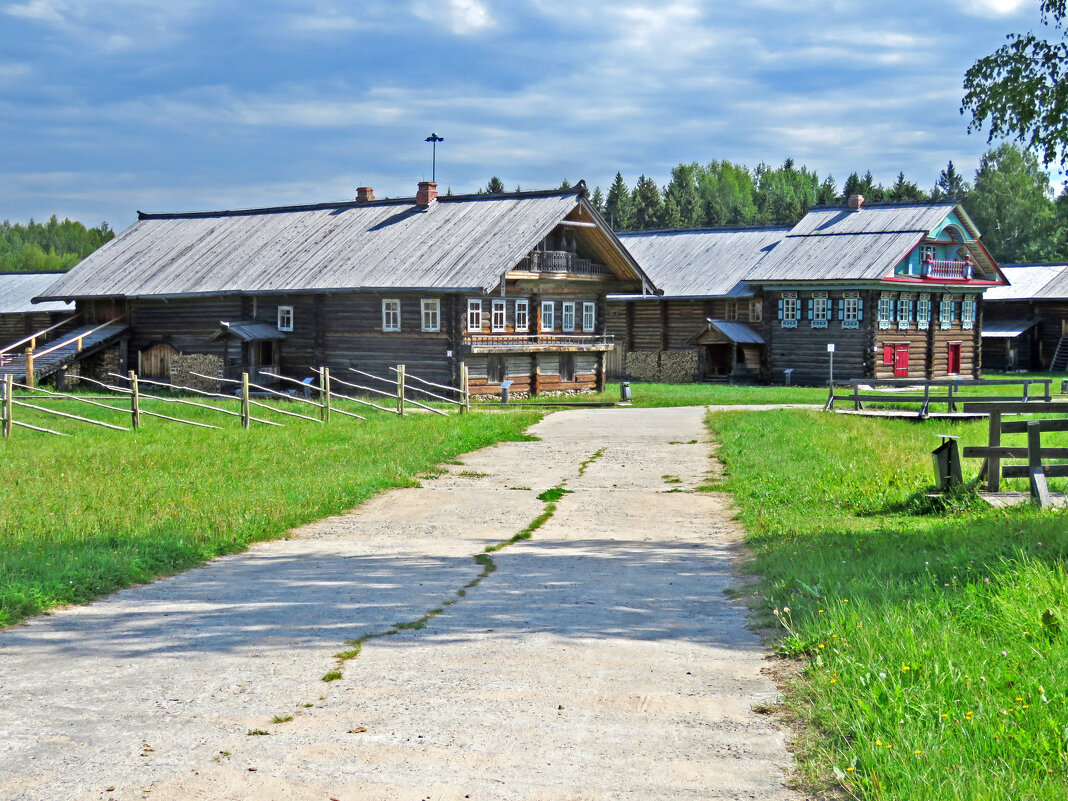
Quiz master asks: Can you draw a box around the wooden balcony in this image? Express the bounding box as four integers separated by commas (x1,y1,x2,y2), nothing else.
464,333,615,354
922,258,972,280
514,251,611,277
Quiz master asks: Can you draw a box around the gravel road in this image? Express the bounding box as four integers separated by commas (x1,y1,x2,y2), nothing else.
0,406,798,800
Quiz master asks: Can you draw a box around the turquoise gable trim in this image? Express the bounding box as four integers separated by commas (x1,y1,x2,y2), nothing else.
928,210,974,243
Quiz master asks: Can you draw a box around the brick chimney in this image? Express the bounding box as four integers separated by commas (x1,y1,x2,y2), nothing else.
848,194,864,211
355,186,375,202
416,181,438,207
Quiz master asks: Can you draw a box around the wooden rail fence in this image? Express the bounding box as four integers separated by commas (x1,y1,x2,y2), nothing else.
1,364,469,438
961,401,1068,508
826,378,1054,418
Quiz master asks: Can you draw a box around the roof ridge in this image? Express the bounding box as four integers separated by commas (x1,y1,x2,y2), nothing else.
137,183,586,221
618,224,791,235
808,199,960,210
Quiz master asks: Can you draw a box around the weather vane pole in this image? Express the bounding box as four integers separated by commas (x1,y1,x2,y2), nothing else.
425,132,444,183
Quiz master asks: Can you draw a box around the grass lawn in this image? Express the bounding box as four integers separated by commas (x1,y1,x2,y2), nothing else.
0,394,541,627
505,380,828,407
707,408,1068,800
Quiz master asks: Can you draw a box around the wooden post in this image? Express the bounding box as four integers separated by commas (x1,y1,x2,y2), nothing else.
947,382,956,413
596,351,606,393
241,372,251,429
25,346,34,389
986,410,1001,493
2,374,11,438
397,364,406,415
853,381,860,411
129,370,140,429
1028,420,1052,508
460,362,470,413
321,367,331,423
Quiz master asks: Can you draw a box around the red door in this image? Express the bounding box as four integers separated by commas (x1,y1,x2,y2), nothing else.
893,344,910,377
947,343,961,375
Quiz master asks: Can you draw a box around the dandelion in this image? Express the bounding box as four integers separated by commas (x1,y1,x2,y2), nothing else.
914,750,922,755
846,766,855,773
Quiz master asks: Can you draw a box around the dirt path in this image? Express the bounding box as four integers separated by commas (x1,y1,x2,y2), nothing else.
0,406,798,801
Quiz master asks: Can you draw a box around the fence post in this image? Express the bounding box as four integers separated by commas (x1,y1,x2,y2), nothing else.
1027,420,1052,508
25,346,34,389
2,374,11,438
241,372,250,429
321,367,331,423
461,362,470,413
396,364,406,415
129,370,140,429
986,410,1001,493
947,383,956,414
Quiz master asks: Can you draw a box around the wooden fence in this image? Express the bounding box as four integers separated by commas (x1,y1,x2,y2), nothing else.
0,364,470,439
826,378,1055,418
961,401,1068,508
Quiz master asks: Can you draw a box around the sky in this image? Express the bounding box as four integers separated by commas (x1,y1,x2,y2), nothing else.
0,0,1050,229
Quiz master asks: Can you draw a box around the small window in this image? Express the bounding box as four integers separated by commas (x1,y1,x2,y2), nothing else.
897,294,912,330
749,299,762,322
421,298,440,332
841,296,860,329
939,295,953,330
559,353,575,382
277,305,294,332
492,299,506,332
382,299,400,332
562,301,576,332
810,294,830,329
467,299,483,333
779,294,799,328
878,293,893,330
961,295,976,330
582,301,596,332
515,299,529,332
541,301,555,332
725,301,739,321
917,294,931,330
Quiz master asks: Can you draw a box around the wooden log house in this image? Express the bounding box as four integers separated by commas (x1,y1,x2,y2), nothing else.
609,197,1008,384
33,182,657,395
0,271,75,345
981,264,1068,372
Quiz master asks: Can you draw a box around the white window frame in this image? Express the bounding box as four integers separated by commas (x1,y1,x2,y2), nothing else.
541,300,555,332
917,294,931,330
939,295,953,330
467,299,483,333
810,293,830,329
491,299,506,332
749,299,763,322
878,293,893,330
780,293,799,329
897,293,912,330
277,305,294,332
582,301,596,332
726,300,739,321
382,299,401,332
515,299,529,333
841,296,860,330
961,295,976,330
561,301,576,333
420,298,440,332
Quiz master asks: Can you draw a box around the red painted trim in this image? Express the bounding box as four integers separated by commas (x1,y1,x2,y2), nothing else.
880,276,1003,286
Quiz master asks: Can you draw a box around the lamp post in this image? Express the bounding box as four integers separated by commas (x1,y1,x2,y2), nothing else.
425,132,444,183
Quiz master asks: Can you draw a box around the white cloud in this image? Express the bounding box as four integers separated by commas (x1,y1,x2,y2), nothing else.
0,62,31,82
954,0,1033,17
411,0,494,35
4,0,65,23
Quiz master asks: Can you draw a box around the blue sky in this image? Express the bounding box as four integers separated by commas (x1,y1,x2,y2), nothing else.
0,0,1046,228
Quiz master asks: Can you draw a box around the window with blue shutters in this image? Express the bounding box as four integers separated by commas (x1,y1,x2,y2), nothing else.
939,294,953,330
961,295,976,330
917,294,931,330
878,293,894,330
810,293,830,328
841,294,860,329
897,293,913,330
779,293,799,328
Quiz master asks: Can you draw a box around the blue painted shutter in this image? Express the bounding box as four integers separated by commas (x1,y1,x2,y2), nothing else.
857,298,864,320
837,300,843,320
777,299,783,320
807,299,814,319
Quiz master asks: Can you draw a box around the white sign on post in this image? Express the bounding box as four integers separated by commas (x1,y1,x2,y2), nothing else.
827,343,836,353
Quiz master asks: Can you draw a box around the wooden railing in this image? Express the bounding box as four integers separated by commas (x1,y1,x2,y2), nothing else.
922,258,972,280
962,401,1068,507
465,333,614,350
0,314,80,359
826,378,1054,417
516,251,611,276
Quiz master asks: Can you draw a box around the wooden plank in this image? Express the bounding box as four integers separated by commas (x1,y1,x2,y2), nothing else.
2,374,11,437
964,446,1068,459
1000,419,1068,434
1003,465,1068,478
1029,420,1053,508
987,410,1001,492
963,401,1068,414
129,370,140,429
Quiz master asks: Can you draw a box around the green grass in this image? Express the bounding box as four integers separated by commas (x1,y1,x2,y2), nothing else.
506,381,827,408
707,408,1068,800
0,392,541,627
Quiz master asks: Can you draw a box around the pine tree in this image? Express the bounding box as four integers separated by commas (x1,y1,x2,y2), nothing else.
817,174,837,205
663,163,701,227
932,160,969,200
590,186,606,215
888,171,927,201
605,173,633,230
485,176,505,194
630,175,663,230
559,178,572,190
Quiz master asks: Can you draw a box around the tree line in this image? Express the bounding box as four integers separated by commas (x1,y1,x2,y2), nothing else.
483,142,1068,266
0,216,115,273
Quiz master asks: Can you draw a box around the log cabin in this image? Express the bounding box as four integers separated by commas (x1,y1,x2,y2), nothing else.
33,182,657,396
0,272,75,346
609,197,1008,384
981,263,1068,372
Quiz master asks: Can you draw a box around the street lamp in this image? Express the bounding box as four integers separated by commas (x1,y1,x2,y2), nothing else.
425,132,444,183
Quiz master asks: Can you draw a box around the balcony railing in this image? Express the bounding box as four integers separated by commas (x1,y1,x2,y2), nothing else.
465,333,615,351
516,251,611,276
922,257,972,280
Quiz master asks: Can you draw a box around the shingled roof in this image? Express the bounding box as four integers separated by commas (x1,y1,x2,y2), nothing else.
36,186,655,301
0,271,75,314
746,201,1001,283
612,226,787,298
985,263,1068,301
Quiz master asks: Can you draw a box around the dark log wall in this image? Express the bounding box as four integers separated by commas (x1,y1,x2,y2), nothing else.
0,311,74,345
127,297,242,368
984,299,1068,369
763,290,869,384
